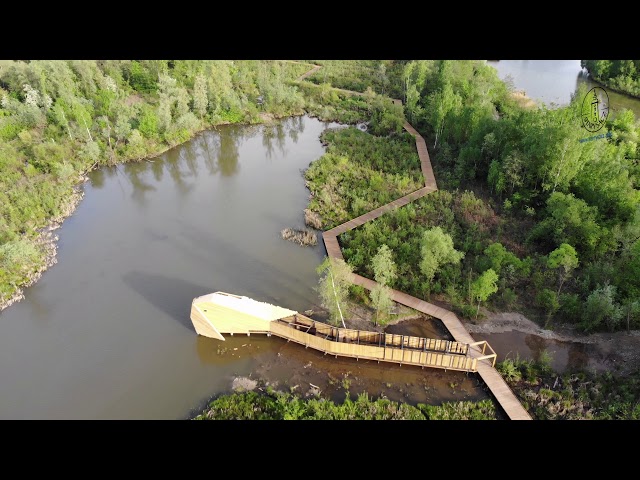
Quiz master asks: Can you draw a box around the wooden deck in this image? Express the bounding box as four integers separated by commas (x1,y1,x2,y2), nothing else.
299,64,532,420
191,296,492,373
268,313,484,372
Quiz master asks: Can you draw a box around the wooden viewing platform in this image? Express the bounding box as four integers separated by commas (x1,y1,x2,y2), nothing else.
191,292,496,373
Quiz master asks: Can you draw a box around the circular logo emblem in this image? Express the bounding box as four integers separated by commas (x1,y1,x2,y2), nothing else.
581,87,609,132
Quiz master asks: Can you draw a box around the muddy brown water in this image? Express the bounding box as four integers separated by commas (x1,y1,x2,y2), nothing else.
470,330,615,374
0,116,490,419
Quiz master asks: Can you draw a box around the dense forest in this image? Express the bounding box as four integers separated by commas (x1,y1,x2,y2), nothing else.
304,60,640,333
582,60,640,98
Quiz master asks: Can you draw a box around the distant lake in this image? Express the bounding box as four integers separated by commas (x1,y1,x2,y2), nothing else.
487,60,640,117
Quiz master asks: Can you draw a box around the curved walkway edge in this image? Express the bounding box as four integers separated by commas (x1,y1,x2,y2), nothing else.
296,63,532,420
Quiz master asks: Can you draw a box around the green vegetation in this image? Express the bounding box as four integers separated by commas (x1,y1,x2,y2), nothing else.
316,257,353,327
499,356,640,420
0,60,406,309
192,359,640,420
582,60,640,98
297,80,405,132
339,189,521,319
419,226,465,296
306,60,405,99
304,127,422,229
317,60,640,332
369,244,397,326
193,388,497,420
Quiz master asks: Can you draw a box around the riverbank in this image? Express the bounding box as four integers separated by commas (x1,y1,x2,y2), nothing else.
0,129,198,312
509,89,537,109
0,185,84,312
583,72,640,100
0,112,302,313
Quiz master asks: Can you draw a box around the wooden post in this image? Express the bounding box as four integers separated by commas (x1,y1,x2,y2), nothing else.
384,334,387,360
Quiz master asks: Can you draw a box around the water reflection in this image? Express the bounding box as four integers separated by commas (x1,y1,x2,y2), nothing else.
475,330,614,374
262,116,309,160
122,161,157,207
90,168,105,188
182,138,200,178
288,116,304,143
218,129,240,176
151,158,163,183
167,152,194,197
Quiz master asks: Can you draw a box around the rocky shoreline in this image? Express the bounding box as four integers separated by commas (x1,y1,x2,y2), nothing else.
0,179,85,313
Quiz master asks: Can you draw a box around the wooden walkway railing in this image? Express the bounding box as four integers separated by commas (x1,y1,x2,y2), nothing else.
296,63,532,420
265,314,480,372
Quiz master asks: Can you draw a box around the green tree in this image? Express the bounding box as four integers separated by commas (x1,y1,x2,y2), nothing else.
547,243,579,296
370,283,393,326
582,284,623,332
316,257,353,328
371,244,397,286
193,73,208,119
621,299,640,331
530,192,606,259
80,140,100,164
427,81,461,149
470,269,499,320
370,244,397,325
536,288,560,327
419,227,464,294
483,242,522,275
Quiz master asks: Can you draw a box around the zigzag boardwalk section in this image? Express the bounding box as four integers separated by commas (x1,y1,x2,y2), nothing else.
309,68,532,420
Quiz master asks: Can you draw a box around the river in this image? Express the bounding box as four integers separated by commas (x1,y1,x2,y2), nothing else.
0,115,487,419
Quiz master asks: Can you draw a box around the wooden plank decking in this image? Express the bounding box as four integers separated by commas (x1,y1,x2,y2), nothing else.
304,64,532,420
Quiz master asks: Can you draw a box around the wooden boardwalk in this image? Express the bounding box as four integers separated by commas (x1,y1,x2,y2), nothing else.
192,293,492,373
299,64,532,420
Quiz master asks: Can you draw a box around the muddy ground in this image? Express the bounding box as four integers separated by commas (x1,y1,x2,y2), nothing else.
210,299,638,420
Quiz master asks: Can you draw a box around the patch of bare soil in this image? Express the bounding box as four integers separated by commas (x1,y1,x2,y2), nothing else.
465,310,640,375
510,90,537,109
258,112,277,124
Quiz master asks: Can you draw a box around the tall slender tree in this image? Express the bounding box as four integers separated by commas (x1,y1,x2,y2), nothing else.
316,257,353,328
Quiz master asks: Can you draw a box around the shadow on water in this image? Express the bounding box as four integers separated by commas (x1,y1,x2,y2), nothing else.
171,219,323,306
121,271,211,331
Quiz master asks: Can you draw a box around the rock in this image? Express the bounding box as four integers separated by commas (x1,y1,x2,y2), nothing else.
232,377,258,392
